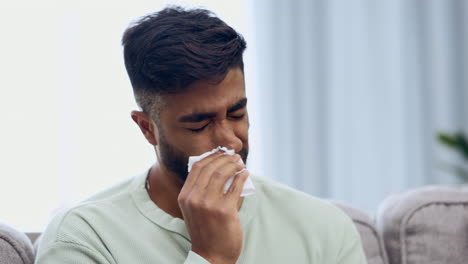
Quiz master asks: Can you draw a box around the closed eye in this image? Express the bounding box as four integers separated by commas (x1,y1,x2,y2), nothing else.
188,123,209,133
230,114,245,120
187,112,245,133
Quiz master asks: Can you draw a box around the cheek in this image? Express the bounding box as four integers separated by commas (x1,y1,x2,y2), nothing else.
167,128,213,155
236,119,249,141
159,125,192,151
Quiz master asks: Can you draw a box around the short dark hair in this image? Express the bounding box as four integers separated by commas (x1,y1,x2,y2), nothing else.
122,6,247,119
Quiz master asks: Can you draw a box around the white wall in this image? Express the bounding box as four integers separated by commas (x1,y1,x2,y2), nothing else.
0,0,258,232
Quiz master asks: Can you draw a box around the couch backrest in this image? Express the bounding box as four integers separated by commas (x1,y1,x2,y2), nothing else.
25,233,41,245
376,185,468,264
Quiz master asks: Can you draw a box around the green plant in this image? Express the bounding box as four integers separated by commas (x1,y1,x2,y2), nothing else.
437,132,468,182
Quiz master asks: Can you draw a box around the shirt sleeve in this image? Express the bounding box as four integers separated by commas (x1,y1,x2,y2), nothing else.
35,242,112,264
336,217,368,264
183,251,212,264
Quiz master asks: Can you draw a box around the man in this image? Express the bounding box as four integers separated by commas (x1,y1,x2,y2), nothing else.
36,6,366,264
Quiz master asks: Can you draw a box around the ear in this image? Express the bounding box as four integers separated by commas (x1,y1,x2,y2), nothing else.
131,111,159,146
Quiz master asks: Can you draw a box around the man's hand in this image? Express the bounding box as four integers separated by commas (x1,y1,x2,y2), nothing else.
178,153,249,264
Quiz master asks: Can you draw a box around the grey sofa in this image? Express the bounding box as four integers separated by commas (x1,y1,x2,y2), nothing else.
2,185,467,264
0,223,36,264
337,184,468,264
376,185,468,264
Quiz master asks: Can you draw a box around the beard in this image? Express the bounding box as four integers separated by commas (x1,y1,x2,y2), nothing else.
158,133,248,182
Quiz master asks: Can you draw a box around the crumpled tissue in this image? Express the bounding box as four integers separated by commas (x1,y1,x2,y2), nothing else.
187,146,255,196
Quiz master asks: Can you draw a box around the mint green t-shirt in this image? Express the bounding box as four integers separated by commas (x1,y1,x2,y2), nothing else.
35,171,367,264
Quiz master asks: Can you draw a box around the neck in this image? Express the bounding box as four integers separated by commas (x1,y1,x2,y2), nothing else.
146,162,243,220
147,163,185,219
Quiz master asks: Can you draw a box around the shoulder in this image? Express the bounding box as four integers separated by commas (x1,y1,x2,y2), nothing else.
37,174,142,249
251,175,346,219
36,173,149,262
250,174,356,235
249,175,365,262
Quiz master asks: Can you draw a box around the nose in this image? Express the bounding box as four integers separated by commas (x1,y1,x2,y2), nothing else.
212,120,242,152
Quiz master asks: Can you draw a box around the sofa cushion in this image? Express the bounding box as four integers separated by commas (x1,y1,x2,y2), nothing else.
376,185,468,264
0,223,35,264
332,201,389,264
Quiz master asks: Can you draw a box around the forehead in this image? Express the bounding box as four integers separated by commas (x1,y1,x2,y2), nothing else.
163,68,246,117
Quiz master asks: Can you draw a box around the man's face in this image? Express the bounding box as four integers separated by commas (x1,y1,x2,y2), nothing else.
156,67,249,182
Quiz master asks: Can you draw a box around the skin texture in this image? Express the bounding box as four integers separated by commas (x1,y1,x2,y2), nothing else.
131,67,249,264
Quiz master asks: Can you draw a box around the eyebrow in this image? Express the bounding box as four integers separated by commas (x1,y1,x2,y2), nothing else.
178,98,248,123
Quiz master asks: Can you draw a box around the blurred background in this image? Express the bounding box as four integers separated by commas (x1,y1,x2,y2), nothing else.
1,0,467,232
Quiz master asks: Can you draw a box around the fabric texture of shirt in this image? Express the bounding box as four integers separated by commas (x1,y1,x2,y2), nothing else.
35,171,367,264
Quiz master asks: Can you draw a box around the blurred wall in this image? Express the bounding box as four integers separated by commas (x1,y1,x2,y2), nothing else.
249,0,468,213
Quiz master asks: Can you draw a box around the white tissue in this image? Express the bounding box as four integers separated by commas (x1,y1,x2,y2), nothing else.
187,146,255,196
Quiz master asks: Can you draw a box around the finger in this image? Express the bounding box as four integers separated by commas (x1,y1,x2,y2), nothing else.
205,159,245,196
194,154,243,192
180,152,223,198
184,152,223,185
225,169,249,201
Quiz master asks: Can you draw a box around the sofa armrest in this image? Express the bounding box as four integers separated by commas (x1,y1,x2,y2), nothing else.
0,223,35,264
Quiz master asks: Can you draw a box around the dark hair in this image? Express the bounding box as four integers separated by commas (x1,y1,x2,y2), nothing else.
122,6,247,118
